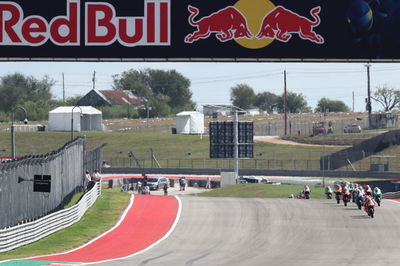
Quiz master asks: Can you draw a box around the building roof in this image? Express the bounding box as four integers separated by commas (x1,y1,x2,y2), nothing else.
49,106,102,115
98,90,143,105
176,111,203,116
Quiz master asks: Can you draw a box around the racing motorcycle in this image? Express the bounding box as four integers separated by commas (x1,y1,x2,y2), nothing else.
366,205,375,218
326,191,332,199
364,196,375,218
374,194,382,207
343,193,350,207
356,194,365,210
335,192,341,204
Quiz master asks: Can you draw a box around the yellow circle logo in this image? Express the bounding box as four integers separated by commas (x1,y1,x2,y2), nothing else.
234,0,275,49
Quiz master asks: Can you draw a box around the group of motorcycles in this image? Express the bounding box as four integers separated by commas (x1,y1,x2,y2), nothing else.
325,182,382,218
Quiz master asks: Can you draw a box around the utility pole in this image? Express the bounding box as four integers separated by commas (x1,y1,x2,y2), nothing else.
233,110,239,181
365,63,372,128
284,70,287,135
62,73,65,104
92,71,96,90
352,91,354,113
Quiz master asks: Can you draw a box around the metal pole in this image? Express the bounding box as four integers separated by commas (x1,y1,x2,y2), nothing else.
365,63,372,128
11,112,15,158
71,106,82,141
233,111,239,181
284,70,287,135
71,110,74,141
11,106,27,159
62,73,65,104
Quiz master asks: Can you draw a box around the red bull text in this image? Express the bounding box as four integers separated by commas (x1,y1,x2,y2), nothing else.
0,0,170,46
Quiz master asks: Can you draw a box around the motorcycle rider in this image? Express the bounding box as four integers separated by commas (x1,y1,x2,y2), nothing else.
355,186,366,210
364,184,372,196
303,185,311,199
342,184,351,206
373,186,382,206
334,184,342,204
364,194,376,217
325,186,333,199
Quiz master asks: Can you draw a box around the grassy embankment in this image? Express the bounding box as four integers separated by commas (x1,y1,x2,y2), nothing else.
0,188,130,261
0,131,343,169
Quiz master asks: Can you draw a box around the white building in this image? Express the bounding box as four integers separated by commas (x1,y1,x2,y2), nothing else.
176,111,204,134
48,106,103,132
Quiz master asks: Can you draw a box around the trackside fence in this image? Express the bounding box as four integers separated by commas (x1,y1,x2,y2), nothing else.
0,182,101,253
0,137,85,229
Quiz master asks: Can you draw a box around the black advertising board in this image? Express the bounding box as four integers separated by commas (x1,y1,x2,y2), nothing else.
209,121,253,158
33,175,51,193
0,0,398,61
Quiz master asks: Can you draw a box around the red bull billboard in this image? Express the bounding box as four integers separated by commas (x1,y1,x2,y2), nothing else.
0,0,398,61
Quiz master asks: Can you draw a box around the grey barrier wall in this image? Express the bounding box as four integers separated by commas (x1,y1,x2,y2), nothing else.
0,138,85,229
320,130,400,170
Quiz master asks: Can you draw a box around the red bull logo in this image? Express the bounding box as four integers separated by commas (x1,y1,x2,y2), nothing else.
184,5,252,43
256,5,324,44
185,1,324,48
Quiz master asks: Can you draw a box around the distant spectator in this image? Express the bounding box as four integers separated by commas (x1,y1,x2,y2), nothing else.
137,181,142,194
85,170,94,191
163,183,168,196
206,176,211,189
142,173,148,187
179,176,186,191
93,170,101,182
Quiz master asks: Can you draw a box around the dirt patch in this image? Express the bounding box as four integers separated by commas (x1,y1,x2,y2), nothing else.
254,136,340,147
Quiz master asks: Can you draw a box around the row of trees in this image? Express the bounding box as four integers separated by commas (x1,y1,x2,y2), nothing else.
231,84,400,114
0,70,398,122
0,69,196,121
230,84,351,113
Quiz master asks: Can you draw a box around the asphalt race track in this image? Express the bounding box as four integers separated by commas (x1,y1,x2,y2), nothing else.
96,197,400,266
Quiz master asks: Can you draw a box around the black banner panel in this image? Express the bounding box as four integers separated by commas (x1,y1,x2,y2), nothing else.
0,0,398,61
33,175,51,193
210,121,253,159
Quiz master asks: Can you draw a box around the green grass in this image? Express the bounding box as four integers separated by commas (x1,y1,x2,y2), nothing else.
63,192,84,209
196,183,326,199
0,131,343,169
0,188,130,260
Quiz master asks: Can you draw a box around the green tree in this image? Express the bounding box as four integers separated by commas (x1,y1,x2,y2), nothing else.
0,73,54,121
372,85,400,112
0,73,53,112
277,92,310,113
230,84,256,109
254,91,279,113
112,69,152,99
112,68,195,116
315,97,350,113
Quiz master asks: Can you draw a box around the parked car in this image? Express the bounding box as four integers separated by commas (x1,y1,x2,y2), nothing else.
344,124,361,133
240,176,263,183
146,177,169,190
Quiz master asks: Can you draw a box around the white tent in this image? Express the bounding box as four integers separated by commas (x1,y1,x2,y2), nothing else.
48,106,103,132
176,111,204,134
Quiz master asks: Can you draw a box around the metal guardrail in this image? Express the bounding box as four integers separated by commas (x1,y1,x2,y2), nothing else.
0,182,101,253
383,191,400,199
